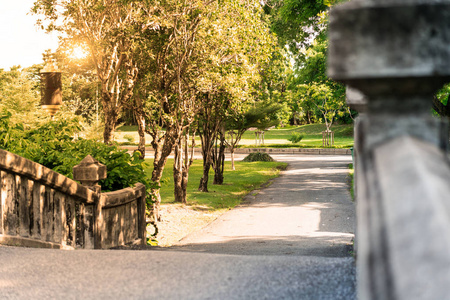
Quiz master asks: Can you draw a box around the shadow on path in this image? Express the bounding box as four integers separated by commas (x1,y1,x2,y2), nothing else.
172,154,355,258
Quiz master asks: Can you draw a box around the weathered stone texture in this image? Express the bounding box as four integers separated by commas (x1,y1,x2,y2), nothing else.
329,1,450,84
0,149,146,249
329,1,450,299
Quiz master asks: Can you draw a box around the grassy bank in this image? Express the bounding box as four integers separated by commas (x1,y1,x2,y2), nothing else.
239,124,353,148
144,158,287,211
117,123,354,148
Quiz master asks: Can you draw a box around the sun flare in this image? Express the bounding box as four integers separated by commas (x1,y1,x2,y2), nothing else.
70,46,88,60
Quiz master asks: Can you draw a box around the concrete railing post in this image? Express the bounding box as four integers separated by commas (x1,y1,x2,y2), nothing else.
73,155,107,193
329,1,450,299
73,155,107,249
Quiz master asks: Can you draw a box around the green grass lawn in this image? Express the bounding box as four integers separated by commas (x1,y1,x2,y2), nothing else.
117,125,139,132
144,158,287,211
239,124,354,148
118,123,354,148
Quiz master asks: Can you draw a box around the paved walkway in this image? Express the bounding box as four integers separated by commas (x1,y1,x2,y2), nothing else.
0,155,356,300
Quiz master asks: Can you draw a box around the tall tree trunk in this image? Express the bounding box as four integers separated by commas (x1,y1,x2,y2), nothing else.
173,138,184,203
149,137,164,222
149,126,180,220
151,157,170,221
103,105,118,144
230,148,236,171
181,167,189,203
149,186,161,223
199,160,211,192
213,129,226,185
174,133,194,203
136,116,146,159
199,117,215,192
134,96,146,159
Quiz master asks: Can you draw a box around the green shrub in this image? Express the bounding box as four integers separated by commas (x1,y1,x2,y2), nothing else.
123,134,135,144
0,110,152,193
288,132,304,144
242,152,274,162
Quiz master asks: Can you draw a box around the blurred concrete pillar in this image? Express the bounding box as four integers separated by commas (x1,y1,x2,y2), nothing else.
329,1,450,299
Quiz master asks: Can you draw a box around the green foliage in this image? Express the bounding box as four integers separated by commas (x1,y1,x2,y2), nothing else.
288,132,304,143
59,71,100,125
434,83,450,119
436,84,450,106
288,38,349,127
0,66,46,124
266,0,329,51
0,111,152,194
123,134,135,144
261,0,352,127
242,152,275,162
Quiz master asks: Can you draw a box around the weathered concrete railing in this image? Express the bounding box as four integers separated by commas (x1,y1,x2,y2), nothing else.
329,1,450,299
0,149,146,249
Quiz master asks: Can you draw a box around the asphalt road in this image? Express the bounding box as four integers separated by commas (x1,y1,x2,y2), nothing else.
0,154,356,300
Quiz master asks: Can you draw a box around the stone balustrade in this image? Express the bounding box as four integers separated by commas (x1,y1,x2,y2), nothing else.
329,1,450,299
0,149,146,249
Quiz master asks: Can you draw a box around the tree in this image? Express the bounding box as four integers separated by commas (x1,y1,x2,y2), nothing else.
264,0,331,53
297,83,338,130
289,35,348,127
225,102,281,170
173,127,196,204
263,0,351,126
257,45,292,127
197,92,229,189
132,0,203,214
0,66,46,125
195,0,276,191
32,0,157,144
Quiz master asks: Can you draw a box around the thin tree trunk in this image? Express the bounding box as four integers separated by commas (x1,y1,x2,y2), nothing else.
133,97,145,159
230,148,235,171
199,160,211,192
181,168,189,202
174,133,195,203
149,129,175,221
173,138,183,203
199,119,214,192
150,186,161,223
213,130,226,185
103,100,118,144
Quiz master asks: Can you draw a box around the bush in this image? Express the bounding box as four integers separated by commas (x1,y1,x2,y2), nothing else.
242,152,274,162
0,110,151,192
123,134,135,144
288,132,304,144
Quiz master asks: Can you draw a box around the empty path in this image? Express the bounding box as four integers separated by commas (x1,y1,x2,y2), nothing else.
176,155,355,257
0,154,356,300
